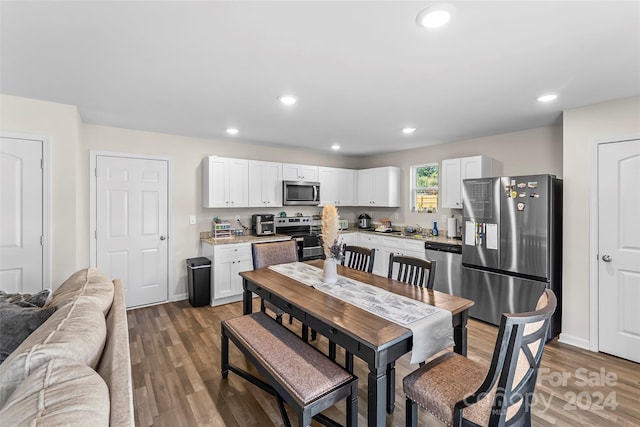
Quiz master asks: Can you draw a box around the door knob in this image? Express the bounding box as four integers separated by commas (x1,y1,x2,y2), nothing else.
601,254,612,262
160,236,166,240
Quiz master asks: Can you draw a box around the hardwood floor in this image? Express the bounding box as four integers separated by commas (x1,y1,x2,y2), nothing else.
128,300,640,426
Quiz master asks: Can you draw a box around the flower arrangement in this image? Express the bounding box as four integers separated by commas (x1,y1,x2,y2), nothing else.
321,205,344,262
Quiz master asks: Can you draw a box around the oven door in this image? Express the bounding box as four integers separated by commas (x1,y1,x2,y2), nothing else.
294,235,324,261
283,181,320,206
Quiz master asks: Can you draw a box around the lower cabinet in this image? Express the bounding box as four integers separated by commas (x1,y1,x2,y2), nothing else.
201,238,287,306
357,233,427,277
200,242,253,306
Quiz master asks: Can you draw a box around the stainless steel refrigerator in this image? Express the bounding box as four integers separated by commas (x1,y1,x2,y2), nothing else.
461,174,562,339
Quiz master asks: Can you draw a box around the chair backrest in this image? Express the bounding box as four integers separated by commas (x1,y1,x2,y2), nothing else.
387,253,436,289
455,289,557,427
341,245,375,273
251,240,298,269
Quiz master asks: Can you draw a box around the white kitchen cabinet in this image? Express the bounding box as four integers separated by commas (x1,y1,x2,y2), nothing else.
249,160,283,208
202,156,249,208
199,242,253,306
282,163,319,182
357,166,401,207
358,233,386,276
339,232,358,247
319,167,356,206
441,155,500,209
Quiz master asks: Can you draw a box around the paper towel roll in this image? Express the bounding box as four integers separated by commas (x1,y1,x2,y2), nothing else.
447,217,457,238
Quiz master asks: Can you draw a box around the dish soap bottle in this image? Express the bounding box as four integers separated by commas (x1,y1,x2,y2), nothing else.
432,221,439,236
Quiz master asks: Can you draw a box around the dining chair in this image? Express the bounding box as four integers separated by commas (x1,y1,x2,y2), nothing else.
403,289,557,427
251,240,298,324
341,244,376,273
388,253,436,289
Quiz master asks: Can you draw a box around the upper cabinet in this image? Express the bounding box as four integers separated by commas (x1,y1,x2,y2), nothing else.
282,163,319,182
318,167,356,206
202,156,249,208
248,160,283,208
357,166,400,207
441,155,501,209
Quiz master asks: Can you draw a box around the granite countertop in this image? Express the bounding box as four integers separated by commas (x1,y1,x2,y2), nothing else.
344,228,463,245
200,232,291,245
200,229,462,246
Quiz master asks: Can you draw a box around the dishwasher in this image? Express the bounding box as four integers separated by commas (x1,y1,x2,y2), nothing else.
424,241,462,296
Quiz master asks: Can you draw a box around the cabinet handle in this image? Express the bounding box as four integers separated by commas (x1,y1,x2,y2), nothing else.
329,328,337,335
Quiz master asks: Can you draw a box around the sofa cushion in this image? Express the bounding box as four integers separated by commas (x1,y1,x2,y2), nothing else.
46,268,114,315
0,297,107,407
0,358,110,426
0,302,56,364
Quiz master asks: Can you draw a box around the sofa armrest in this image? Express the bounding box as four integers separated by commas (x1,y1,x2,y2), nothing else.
97,279,134,427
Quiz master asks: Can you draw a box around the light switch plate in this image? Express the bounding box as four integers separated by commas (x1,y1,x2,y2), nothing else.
189,215,196,225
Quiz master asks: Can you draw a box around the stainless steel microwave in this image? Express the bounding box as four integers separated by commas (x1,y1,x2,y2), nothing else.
283,181,320,206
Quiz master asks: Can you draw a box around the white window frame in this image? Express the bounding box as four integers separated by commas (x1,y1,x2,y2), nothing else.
410,163,439,213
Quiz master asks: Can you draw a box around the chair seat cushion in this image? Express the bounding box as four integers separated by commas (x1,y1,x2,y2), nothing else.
224,313,353,405
403,351,487,426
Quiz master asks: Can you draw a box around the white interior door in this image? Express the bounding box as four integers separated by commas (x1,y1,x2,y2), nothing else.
598,138,640,363
96,155,169,308
0,137,44,293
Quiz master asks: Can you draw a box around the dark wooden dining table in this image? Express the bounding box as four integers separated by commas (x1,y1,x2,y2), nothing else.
239,259,474,427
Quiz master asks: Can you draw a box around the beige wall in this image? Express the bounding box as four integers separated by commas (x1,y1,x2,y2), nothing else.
80,124,358,298
0,94,81,286
562,96,640,346
356,126,563,230
6,93,639,349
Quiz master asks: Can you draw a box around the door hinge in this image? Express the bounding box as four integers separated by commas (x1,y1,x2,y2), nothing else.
94,230,98,239
95,168,98,177
40,236,43,245
40,159,44,169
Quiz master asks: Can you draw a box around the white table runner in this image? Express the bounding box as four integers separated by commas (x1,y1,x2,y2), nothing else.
268,262,454,364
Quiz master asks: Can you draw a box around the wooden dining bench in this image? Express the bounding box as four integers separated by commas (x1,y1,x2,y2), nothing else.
221,312,358,427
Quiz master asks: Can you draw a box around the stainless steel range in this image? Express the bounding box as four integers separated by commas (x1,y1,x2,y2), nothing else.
275,216,324,261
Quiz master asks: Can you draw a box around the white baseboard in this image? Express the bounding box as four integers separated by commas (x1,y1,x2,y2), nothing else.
171,293,188,302
558,333,590,350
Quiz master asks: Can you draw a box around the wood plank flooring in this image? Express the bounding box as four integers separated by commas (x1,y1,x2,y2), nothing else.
128,300,640,426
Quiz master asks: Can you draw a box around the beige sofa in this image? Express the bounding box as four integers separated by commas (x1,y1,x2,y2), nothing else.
0,268,134,426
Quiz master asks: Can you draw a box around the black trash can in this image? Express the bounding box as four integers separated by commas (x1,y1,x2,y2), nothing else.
186,257,211,307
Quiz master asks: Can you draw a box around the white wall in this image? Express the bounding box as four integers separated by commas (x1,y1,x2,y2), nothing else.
0,94,81,286
80,124,358,299
562,96,640,347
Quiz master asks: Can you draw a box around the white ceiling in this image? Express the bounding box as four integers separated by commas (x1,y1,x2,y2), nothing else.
2,1,639,155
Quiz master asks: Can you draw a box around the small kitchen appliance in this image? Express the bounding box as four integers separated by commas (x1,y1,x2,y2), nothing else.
358,213,372,229
251,214,275,236
283,181,321,206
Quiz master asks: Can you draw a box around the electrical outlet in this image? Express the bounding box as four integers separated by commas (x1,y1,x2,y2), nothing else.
441,215,447,224
189,215,196,225
235,215,241,222
393,213,399,220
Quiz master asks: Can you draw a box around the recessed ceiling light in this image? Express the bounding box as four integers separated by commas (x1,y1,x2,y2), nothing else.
226,128,239,135
279,95,298,106
537,94,558,103
402,127,416,135
331,143,341,151
416,4,456,29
